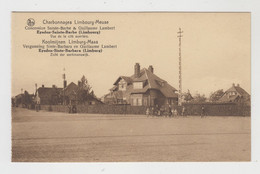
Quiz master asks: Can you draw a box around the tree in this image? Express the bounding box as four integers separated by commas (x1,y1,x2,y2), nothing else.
193,93,207,103
209,89,224,102
77,75,92,104
50,87,62,105
24,90,32,106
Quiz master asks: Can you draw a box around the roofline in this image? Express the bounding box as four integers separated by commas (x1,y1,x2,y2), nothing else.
144,69,152,88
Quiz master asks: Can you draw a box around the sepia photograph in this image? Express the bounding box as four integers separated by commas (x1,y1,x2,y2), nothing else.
11,12,251,162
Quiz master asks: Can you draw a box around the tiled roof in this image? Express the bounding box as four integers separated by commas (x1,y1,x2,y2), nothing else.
63,82,78,96
231,86,250,97
130,85,150,94
113,76,133,85
110,85,118,91
114,68,178,98
37,87,62,98
112,90,123,99
218,85,250,102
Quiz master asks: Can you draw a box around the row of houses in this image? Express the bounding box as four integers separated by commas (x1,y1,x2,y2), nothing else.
101,63,250,107
13,79,103,108
13,63,250,108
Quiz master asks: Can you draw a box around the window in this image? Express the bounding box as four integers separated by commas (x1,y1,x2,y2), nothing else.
229,91,236,96
118,80,126,91
132,97,142,106
133,82,143,89
133,98,137,106
137,98,142,106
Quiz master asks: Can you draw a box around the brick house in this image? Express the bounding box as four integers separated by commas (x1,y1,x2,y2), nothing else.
35,85,63,105
104,63,178,107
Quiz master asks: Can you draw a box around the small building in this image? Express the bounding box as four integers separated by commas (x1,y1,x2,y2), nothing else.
35,79,102,106
63,82,78,105
183,90,193,102
13,93,24,107
104,63,178,107
35,85,63,105
218,83,250,104
14,92,34,108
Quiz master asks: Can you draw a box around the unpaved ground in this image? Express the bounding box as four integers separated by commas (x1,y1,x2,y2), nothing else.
12,107,250,162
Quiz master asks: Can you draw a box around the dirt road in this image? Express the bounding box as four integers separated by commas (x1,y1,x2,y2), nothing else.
12,107,250,162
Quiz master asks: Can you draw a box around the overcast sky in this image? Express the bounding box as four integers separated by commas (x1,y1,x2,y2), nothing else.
12,13,250,98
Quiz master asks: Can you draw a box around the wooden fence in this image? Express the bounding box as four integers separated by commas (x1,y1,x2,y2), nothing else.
39,104,146,115
38,102,250,116
181,102,250,116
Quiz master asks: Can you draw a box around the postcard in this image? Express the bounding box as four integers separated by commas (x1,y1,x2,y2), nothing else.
11,12,251,162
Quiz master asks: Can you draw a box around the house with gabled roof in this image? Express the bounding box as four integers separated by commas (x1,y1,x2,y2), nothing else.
104,63,178,107
62,81,103,105
218,83,250,104
35,85,63,105
62,82,78,105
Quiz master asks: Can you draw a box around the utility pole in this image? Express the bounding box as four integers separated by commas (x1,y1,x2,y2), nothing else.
35,83,37,94
177,28,183,106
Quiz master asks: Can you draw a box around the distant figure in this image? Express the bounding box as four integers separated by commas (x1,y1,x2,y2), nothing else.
181,106,186,116
157,107,161,116
201,106,205,118
35,92,40,112
72,105,77,113
151,107,154,116
146,107,150,116
174,109,178,117
68,104,72,113
168,105,172,117
35,104,39,112
155,105,159,116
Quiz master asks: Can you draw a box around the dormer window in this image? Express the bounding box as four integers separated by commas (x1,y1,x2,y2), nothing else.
155,80,165,87
119,84,126,90
229,91,237,96
133,82,143,89
118,79,127,91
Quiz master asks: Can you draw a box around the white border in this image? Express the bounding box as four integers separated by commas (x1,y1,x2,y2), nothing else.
1,0,260,174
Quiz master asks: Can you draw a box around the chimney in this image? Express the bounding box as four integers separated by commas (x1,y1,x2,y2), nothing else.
237,83,240,87
52,85,56,88
42,84,44,88
232,83,235,87
78,81,81,87
148,65,154,73
63,80,67,88
134,63,140,78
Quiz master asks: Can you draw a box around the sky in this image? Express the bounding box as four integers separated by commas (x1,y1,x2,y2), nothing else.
12,12,250,98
